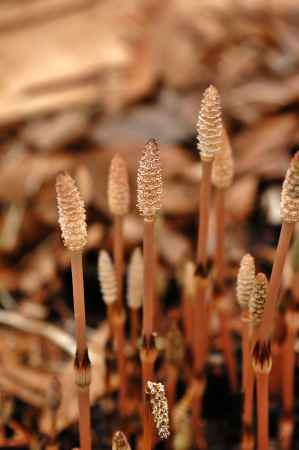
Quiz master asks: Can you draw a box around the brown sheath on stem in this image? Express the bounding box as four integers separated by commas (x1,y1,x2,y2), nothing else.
197,161,213,266
256,373,269,450
215,189,225,285
258,222,294,341
77,388,92,450
113,215,124,307
71,253,87,359
143,219,155,339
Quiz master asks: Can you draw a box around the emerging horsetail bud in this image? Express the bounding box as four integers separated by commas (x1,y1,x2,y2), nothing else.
196,85,223,162
112,431,132,450
108,154,130,216
212,129,234,189
127,247,143,309
236,254,255,310
56,172,87,252
137,139,162,220
98,250,117,305
147,381,170,440
281,151,299,223
249,273,268,327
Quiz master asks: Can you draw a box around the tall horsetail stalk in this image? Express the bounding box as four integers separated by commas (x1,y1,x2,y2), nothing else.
192,85,223,446
237,254,256,447
137,138,163,450
56,172,91,450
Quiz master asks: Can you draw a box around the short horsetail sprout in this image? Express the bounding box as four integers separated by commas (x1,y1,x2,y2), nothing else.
137,138,162,339
196,84,223,265
127,247,144,349
112,431,132,450
147,381,170,440
258,151,299,342
55,172,91,450
108,154,130,308
237,254,255,436
98,250,127,411
212,129,234,284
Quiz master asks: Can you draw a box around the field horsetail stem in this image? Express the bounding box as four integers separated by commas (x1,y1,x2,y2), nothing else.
56,172,91,450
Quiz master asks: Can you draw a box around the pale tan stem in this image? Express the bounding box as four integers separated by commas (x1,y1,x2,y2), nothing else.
197,161,213,266
259,222,294,341
77,388,92,450
256,372,269,450
130,308,139,350
243,359,254,430
193,281,208,374
182,291,193,349
143,219,155,339
282,319,296,415
166,364,178,416
242,313,254,431
241,312,250,391
141,348,157,450
114,313,127,413
215,188,225,285
219,306,238,392
113,215,124,307
70,252,87,358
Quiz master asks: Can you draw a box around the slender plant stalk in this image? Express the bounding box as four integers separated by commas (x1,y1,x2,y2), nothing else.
258,222,294,341
215,189,225,285
71,253,87,358
197,161,213,265
77,388,92,450
143,219,155,339
71,253,91,450
241,312,254,436
182,289,194,349
218,301,238,392
114,311,127,412
282,312,296,416
256,372,269,450
130,308,139,350
113,215,124,308
141,343,157,450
